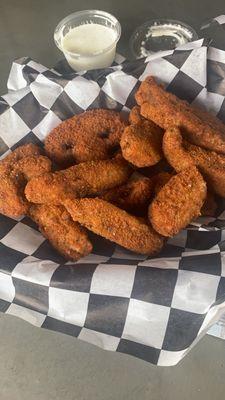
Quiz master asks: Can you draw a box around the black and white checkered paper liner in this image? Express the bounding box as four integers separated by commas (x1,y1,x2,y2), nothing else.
1,40,225,366
201,14,225,31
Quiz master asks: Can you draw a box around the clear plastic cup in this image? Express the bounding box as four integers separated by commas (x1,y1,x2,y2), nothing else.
54,10,121,71
130,19,198,59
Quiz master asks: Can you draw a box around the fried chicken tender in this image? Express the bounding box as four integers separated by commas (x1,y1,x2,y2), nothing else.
64,198,164,255
25,172,83,205
129,106,144,125
121,123,163,167
122,106,163,168
152,163,217,216
0,144,51,217
63,155,132,192
149,167,207,237
186,142,225,198
101,177,153,216
45,109,127,167
0,143,41,174
163,127,225,197
25,156,132,205
151,169,217,216
129,105,163,132
136,76,225,154
0,175,29,218
11,156,52,181
163,127,195,172
29,204,92,260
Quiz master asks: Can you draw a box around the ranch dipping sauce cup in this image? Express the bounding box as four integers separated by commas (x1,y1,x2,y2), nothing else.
54,10,121,71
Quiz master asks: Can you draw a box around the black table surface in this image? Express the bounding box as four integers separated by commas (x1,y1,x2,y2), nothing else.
0,0,225,94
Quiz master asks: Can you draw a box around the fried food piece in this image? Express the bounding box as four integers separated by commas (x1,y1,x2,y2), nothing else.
201,191,218,217
0,146,39,217
121,123,163,167
25,173,90,205
149,167,207,237
163,127,195,172
129,106,144,125
193,105,225,139
129,105,163,133
101,177,153,216
44,109,127,167
64,198,164,255
164,128,219,217
185,142,225,198
123,105,164,168
163,127,225,197
11,156,52,181
25,156,132,205
0,149,51,218
62,155,132,192
0,143,41,175
136,76,225,154
29,204,92,260
0,175,29,218
152,172,173,194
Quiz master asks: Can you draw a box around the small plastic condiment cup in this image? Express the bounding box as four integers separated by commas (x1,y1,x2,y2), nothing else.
54,10,121,71
130,19,198,59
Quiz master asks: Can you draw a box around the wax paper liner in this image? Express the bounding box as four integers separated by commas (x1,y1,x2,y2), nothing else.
1,36,225,366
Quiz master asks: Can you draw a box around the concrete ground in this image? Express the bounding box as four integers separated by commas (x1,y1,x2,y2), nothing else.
0,0,225,399
0,313,225,400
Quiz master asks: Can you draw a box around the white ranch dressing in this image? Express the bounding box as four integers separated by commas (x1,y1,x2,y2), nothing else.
62,24,117,71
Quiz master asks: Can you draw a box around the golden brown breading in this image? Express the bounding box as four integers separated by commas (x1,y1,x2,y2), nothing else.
11,156,52,181
0,151,51,218
25,156,132,205
62,155,132,193
123,106,163,168
29,204,92,260
0,175,29,218
129,106,162,135
148,167,207,237
44,109,127,167
163,127,195,172
151,168,210,228
121,123,163,167
162,126,225,197
64,198,164,255
0,144,41,170
186,142,225,198
129,106,144,125
101,177,153,216
193,105,225,138
135,76,225,154
25,172,82,205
